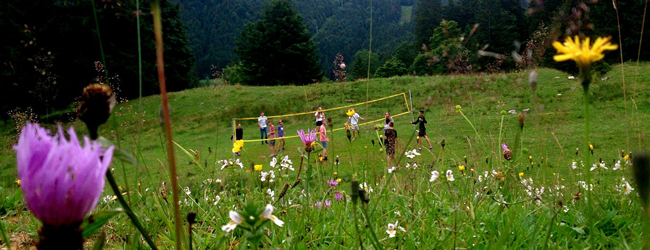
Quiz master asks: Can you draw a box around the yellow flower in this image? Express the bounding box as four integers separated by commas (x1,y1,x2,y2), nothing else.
589,144,594,151
337,178,342,183
528,155,532,160
519,172,524,178
16,179,21,187
232,140,244,153
254,164,263,171
346,109,356,117
553,36,618,68
624,154,630,161
458,165,465,171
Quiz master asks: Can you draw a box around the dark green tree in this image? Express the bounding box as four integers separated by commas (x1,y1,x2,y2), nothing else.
375,57,407,77
349,49,381,80
413,0,443,48
235,0,323,85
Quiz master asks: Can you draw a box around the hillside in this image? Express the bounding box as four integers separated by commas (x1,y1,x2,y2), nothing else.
1,63,649,185
1,64,650,248
172,0,415,78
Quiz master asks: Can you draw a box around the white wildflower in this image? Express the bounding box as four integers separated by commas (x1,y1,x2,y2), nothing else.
429,171,440,182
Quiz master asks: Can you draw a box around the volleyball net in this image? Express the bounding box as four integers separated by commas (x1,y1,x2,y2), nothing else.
232,92,412,143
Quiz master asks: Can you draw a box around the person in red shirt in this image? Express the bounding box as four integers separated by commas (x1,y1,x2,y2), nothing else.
267,120,277,157
319,119,329,161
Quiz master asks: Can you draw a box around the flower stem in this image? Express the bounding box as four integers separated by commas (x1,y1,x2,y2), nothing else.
152,2,183,249
582,78,592,190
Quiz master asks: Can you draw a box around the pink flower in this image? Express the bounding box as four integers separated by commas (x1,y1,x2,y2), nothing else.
325,200,332,208
335,192,342,201
328,180,338,187
314,201,323,209
297,128,316,146
14,123,114,226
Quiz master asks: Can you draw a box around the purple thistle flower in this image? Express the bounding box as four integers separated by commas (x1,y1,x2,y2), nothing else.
325,200,332,208
335,192,342,201
297,128,316,146
328,179,338,187
501,143,513,161
14,123,114,226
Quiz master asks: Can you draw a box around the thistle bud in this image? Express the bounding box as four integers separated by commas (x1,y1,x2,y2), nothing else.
632,151,650,207
441,139,446,149
77,83,116,140
187,212,197,224
518,113,525,130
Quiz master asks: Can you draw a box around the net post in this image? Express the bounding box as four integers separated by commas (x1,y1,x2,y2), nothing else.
409,90,415,130
232,118,236,149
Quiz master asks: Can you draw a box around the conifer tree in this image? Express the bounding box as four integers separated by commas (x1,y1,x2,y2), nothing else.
235,0,323,85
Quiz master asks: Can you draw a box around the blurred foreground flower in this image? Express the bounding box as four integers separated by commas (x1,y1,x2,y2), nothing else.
232,140,244,153
15,123,114,249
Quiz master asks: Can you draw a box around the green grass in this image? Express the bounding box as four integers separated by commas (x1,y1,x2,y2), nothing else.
1,62,650,249
399,5,413,25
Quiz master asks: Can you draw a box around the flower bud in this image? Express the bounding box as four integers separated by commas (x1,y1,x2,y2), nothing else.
187,212,197,224
77,83,116,139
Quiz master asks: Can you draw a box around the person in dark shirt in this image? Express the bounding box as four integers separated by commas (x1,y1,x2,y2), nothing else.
385,122,399,169
410,110,433,151
235,123,243,140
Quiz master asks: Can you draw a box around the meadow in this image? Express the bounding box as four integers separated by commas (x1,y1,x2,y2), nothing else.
1,62,650,249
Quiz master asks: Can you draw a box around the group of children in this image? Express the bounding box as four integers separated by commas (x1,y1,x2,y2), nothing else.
242,108,434,169
254,112,286,157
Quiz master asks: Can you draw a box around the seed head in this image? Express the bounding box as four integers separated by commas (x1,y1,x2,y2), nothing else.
77,83,116,139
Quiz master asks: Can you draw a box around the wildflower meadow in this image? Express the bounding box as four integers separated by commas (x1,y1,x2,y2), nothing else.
2,0,650,249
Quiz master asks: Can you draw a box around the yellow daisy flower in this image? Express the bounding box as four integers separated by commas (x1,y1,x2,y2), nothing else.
553,36,618,68
254,165,263,171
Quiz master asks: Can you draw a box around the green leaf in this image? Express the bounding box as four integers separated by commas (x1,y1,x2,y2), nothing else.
571,226,585,235
82,209,123,238
97,136,137,166
91,232,106,250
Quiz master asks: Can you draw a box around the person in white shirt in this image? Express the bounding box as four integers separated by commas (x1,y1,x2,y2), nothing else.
258,112,268,145
314,106,324,127
346,108,364,141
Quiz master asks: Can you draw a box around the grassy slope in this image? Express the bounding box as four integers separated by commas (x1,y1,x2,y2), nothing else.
2,63,650,186
1,63,649,248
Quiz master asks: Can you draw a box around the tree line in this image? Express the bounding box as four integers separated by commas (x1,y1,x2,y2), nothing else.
0,0,197,121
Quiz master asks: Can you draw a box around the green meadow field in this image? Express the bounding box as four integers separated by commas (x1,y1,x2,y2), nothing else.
1,63,650,249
